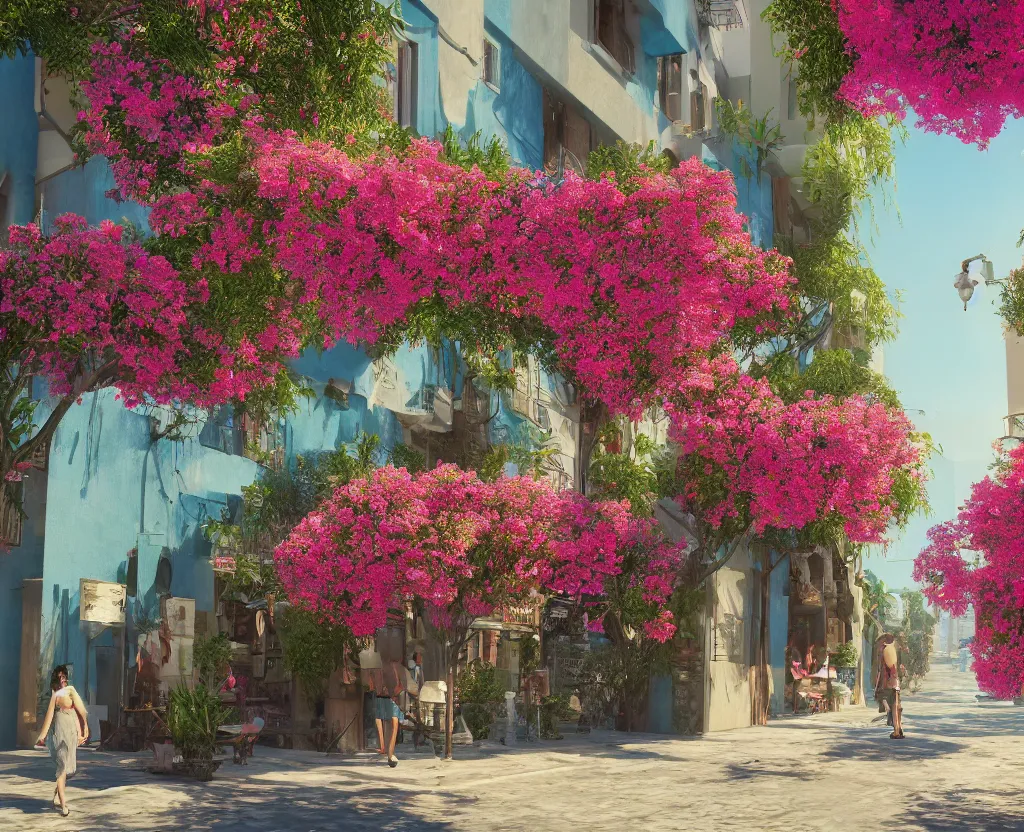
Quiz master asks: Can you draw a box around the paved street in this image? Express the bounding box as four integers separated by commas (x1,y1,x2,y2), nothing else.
1,662,1021,832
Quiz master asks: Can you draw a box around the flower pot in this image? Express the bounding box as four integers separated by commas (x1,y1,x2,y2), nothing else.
174,757,222,781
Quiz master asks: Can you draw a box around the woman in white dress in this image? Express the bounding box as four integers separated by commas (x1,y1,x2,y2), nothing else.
35,665,89,817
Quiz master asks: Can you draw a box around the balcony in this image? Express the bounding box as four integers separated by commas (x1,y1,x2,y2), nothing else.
1005,412,1024,439
470,603,542,633
696,0,745,31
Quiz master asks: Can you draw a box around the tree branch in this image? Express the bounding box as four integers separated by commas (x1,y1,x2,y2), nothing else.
768,549,790,574
12,359,119,466
695,521,754,586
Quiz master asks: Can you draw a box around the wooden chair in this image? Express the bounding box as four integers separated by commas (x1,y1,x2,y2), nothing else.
218,717,264,765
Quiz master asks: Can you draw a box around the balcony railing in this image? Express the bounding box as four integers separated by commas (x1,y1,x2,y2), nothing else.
696,0,744,30
1005,412,1024,439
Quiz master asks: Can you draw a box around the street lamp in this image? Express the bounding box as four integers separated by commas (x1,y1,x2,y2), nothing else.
954,254,999,310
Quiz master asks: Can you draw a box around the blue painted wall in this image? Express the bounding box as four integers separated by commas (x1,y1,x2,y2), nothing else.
484,0,511,37
40,156,150,234
648,673,673,733
640,0,696,56
470,22,544,171
0,51,38,229
36,391,261,709
398,0,444,140
0,472,47,748
727,142,775,250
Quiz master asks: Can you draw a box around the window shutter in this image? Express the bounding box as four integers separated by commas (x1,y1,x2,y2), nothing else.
690,89,706,131
564,105,591,172
773,177,793,237
543,89,565,172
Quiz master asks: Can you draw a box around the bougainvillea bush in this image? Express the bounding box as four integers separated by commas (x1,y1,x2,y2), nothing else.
914,445,1024,699
835,1,1024,148
274,464,681,641
2,0,927,578
0,2,796,481
274,463,682,753
657,354,929,582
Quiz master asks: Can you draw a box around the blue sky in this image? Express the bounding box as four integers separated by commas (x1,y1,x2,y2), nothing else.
860,118,1024,590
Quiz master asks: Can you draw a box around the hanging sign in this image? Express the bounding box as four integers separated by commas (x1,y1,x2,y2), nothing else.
79,579,126,625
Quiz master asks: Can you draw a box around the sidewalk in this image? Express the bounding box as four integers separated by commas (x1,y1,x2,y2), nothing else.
1,664,1022,831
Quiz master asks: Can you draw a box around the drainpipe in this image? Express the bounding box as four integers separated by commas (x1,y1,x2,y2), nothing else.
437,25,479,65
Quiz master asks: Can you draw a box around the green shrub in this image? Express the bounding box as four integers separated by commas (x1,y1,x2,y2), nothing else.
166,684,232,763
540,694,573,739
829,641,859,668
192,633,233,689
456,661,505,740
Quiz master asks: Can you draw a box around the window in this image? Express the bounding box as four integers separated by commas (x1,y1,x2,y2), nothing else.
658,54,684,122
482,37,500,90
689,70,710,132
543,89,591,175
787,76,798,121
394,39,418,129
593,0,635,73
772,176,793,238
238,412,284,470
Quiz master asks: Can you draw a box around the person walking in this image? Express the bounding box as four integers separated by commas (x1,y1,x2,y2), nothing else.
35,665,88,817
368,659,404,768
878,634,904,739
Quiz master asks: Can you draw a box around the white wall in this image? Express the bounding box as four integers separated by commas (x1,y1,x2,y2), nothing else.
1005,332,1024,425
429,0,485,129
706,545,753,732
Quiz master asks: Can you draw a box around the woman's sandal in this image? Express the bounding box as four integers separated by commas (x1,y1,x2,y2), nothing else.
388,755,398,768
60,806,70,817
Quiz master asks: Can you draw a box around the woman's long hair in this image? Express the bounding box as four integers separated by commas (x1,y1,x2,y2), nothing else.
50,665,69,693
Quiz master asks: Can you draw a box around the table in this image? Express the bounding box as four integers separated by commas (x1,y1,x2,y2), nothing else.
122,706,170,751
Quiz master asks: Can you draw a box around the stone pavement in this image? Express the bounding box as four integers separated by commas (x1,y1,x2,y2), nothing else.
1,662,1022,832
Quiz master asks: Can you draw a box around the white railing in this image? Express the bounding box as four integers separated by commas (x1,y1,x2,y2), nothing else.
1004,412,1024,438
696,0,745,30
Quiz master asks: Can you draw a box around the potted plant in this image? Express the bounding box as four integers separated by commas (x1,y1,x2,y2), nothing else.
166,683,232,781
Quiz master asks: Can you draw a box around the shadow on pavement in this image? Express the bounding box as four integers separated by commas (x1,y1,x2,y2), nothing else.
722,761,816,782
905,788,1024,832
4,782,457,832
0,796,49,815
899,709,1024,741
818,732,965,763
141,785,455,832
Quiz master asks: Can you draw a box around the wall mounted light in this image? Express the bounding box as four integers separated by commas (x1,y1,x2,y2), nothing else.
954,254,999,310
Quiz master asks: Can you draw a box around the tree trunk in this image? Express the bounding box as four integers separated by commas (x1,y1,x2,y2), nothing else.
577,400,609,496
754,562,771,726
445,661,455,760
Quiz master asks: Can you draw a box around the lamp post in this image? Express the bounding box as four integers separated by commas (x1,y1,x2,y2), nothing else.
954,254,1000,310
